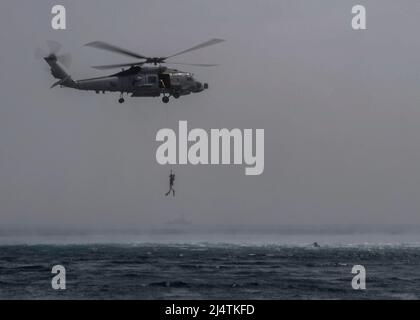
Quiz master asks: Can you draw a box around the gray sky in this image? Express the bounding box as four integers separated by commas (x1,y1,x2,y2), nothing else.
1,0,420,230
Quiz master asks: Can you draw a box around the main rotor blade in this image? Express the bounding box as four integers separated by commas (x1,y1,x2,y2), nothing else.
168,62,219,67
91,62,145,70
166,38,225,59
85,41,148,60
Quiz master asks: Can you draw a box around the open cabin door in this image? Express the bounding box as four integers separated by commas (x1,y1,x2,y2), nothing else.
159,74,171,89
132,74,161,97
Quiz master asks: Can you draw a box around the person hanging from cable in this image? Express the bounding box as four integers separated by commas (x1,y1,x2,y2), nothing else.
165,169,175,197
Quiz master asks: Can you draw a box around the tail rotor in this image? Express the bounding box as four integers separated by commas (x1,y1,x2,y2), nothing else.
36,41,75,88
35,40,72,68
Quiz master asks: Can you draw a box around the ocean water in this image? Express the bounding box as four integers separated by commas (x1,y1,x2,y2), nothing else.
1,235,420,299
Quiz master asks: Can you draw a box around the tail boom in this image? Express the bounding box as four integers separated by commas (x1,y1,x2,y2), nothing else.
44,55,75,88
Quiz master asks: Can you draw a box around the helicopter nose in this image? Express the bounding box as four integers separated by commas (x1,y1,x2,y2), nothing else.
193,81,208,92
194,82,203,92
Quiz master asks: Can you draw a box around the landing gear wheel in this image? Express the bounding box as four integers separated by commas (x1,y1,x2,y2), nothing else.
118,98,125,104
173,92,180,99
162,96,170,104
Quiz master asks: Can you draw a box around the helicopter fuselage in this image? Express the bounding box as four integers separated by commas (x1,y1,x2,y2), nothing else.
58,64,207,103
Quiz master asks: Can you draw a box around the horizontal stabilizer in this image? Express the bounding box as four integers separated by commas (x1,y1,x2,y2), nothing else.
50,76,71,88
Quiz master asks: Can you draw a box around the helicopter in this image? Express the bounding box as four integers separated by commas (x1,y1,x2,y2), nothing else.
42,39,225,104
